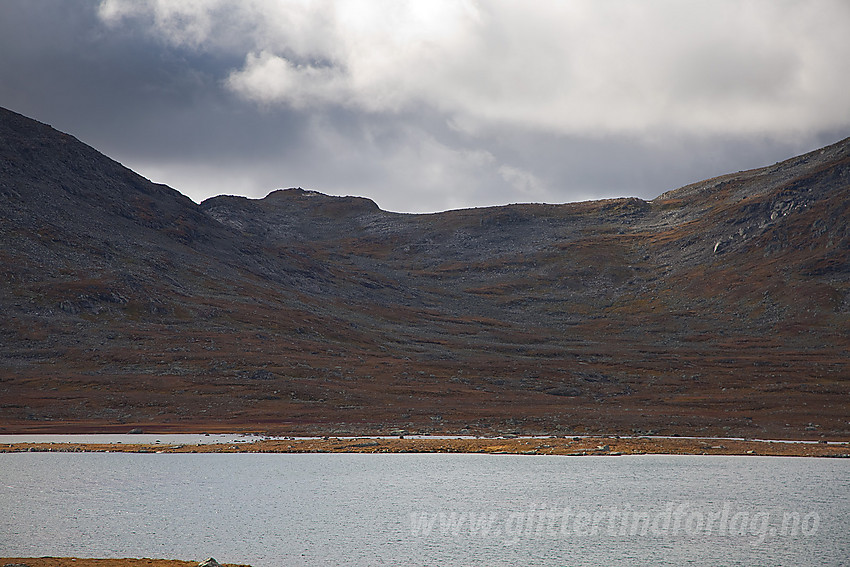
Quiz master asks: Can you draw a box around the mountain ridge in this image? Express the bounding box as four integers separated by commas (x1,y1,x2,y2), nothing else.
1,106,848,438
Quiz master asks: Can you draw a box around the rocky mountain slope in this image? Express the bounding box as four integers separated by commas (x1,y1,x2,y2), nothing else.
1,106,848,438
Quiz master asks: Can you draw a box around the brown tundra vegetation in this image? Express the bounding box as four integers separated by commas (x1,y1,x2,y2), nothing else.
1,107,848,441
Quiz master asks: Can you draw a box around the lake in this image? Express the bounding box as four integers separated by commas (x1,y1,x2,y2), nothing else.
1,453,848,566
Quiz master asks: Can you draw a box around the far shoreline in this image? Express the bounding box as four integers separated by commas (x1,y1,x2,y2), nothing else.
2,435,849,457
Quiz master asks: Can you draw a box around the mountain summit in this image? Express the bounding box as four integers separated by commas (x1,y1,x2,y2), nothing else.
1,107,848,438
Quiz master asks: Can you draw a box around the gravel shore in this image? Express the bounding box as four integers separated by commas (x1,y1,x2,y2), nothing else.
1,560,249,567
2,436,848,457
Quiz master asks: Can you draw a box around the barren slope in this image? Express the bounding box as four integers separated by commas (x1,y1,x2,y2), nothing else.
1,107,848,439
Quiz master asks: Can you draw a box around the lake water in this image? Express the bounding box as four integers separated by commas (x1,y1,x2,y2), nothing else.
1,453,848,566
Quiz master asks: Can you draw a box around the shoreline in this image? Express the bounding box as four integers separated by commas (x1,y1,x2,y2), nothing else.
2,436,849,457
0,559,249,567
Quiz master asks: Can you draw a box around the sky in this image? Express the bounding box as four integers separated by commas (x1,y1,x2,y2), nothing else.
1,1,849,213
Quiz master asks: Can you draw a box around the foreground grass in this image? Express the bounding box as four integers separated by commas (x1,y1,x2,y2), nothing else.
0,559,249,567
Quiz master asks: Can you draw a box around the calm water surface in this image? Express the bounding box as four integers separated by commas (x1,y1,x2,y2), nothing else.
1,453,848,566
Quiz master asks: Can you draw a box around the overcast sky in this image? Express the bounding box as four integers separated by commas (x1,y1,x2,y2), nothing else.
2,1,849,213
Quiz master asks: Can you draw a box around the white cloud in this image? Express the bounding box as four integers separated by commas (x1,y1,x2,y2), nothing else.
91,0,850,212
299,117,504,212
497,165,545,198
98,0,850,138
227,51,350,108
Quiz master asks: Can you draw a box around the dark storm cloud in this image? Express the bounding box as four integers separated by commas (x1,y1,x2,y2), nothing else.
0,4,224,142
0,4,303,186
0,5,299,159
1,1,849,213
